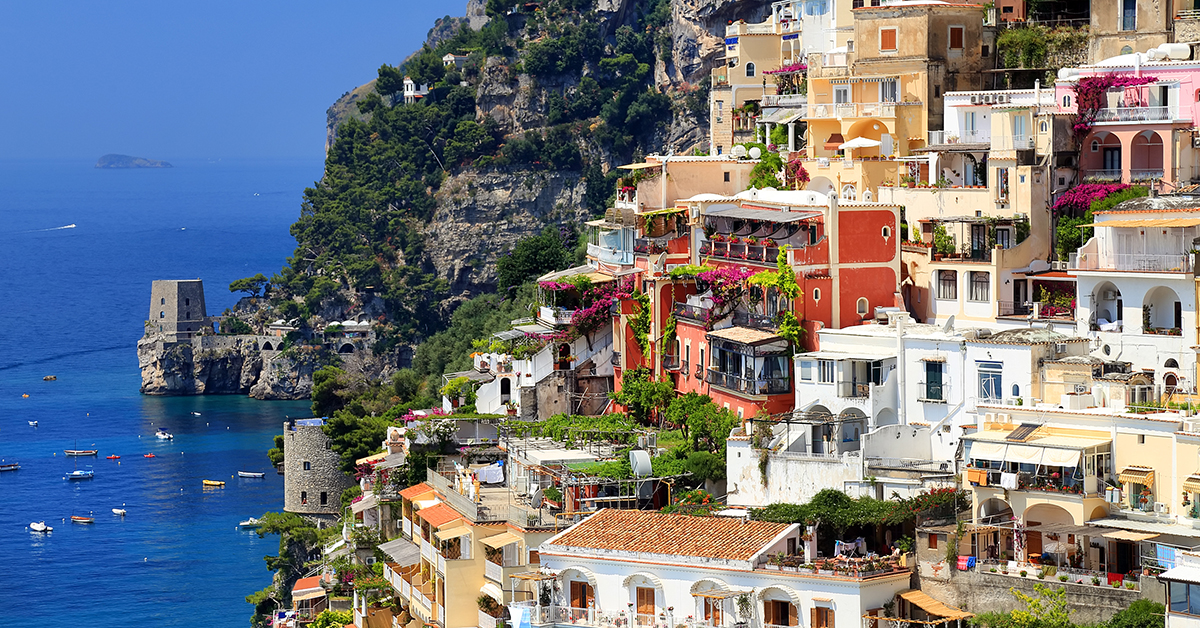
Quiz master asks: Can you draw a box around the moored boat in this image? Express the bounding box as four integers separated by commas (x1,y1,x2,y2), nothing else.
66,469,94,480
43,375,56,381
237,471,265,478
202,479,225,487
112,508,126,516
156,428,173,440
29,521,51,533
143,453,155,458
64,449,98,457
0,462,19,472
28,420,37,427
106,455,120,459
71,515,94,524
238,517,260,528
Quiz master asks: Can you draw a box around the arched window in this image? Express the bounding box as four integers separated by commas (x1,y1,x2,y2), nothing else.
746,62,756,77
1195,89,1200,103
1063,95,1071,108
812,287,822,301
1040,121,1047,132
185,311,190,319
881,226,891,239
857,297,869,316
1166,358,1180,368
1012,384,1020,397
160,297,165,305
159,311,165,318
1091,140,1100,153
1120,45,1133,55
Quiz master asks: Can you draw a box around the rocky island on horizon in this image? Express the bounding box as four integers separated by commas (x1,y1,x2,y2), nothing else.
95,154,173,169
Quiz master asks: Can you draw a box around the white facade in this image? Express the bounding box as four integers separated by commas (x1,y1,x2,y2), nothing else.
1163,551,1200,628
1072,210,1197,392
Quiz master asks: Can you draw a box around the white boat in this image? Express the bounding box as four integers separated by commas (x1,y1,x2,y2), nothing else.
28,420,37,427
191,412,201,416
238,517,260,528
156,428,173,440
113,507,126,516
29,521,51,533
237,471,265,478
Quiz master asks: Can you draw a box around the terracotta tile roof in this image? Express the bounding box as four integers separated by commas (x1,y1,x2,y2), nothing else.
415,502,463,528
707,326,783,346
548,509,789,560
399,482,434,500
293,576,323,593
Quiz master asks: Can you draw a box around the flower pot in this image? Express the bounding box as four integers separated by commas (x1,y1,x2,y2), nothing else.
906,182,916,188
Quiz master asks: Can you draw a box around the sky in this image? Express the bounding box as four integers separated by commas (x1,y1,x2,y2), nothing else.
0,1,462,160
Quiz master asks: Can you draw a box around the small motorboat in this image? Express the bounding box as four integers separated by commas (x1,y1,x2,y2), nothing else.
29,521,51,533
156,428,173,440
112,508,126,516
202,480,225,487
191,412,201,416
107,455,120,459
0,462,19,472
64,449,98,457
238,517,260,528
143,453,156,459
28,421,37,427
71,515,94,524
237,471,265,479
66,469,94,480
43,375,56,381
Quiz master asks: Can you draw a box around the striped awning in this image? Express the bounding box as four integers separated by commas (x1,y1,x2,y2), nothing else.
898,590,973,620
921,356,947,362
481,531,521,549
432,521,469,542
1118,466,1155,487
1184,474,1200,492
1102,530,1159,542
1082,218,1200,228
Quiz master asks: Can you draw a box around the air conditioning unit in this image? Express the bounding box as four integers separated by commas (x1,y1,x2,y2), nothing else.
1056,343,1068,354
1050,261,1068,271
984,412,996,423
1155,502,1170,515
969,94,981,104
996,413,1011,423
983,94,995,104
997,94,1009,103
1102,290,1117,300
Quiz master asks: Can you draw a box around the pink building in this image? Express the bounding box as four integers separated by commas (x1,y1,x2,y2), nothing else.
1055,50,1200,191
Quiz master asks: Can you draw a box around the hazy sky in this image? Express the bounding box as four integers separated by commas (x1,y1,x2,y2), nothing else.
0,1,461,160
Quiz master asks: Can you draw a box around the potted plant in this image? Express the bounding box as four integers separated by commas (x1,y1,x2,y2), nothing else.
1020,570,1028,578
990,567,997,573
1126,583,1136,590
1058,575,1068,582
1092,576,1101,586
901,174,916,188
505,401,518,416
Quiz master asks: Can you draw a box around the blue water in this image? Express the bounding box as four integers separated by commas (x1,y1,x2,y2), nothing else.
0,159,324,626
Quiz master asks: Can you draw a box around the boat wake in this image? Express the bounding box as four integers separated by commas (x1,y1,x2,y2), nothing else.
0,344,125,372
25,224,76,233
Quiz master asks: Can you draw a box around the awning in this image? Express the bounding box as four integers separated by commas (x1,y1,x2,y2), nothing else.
413,498,440,509
1184,474,1200,492
293,589,328,602
352,493,379,514
1004,443,1045,465
356,451,389,465
823,133,845,151
1103,530,1159,542
433,521,470,542
968,441,1008,463
1161,565,1200,584
1119,466,1155,487
704,205,821,224
1041,446,1083,468
898,590,974,620
618,162,661,170
481,531,521,549
760,108,805,124
920,356,947,362
1083,218,1200,228
481,582,505,603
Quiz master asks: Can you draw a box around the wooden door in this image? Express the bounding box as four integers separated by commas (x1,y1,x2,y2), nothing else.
570,581,593,609
636,587,655,617
812,607,833,628
704,598,722,625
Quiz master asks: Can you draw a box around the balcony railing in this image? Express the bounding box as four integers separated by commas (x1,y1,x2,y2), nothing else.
480,611,498,628
998,301,1031,316
762,93,806,107
838,381,871,398
1084,169,1123,182
1071,252,1192,273
634,238,668,255
681,361,690,376
702,241,780,263
918,381,947,403
662,355,680,370
1131,169,1165,181
539,306,575,326
706,370,791,395
1009,134,1032,149
1094,106,1174,123
674,301,713,322
733,310,778,330
587,242,634,265
807,102,915,119
611,351,621,366
929,129,987,145
484,559,503,582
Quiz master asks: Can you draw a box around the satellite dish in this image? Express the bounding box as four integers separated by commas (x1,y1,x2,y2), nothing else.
531,487,544,508
732,145,748,158
942,315,955,334
749,146,762,159
652,252,667,274
630,450,652,477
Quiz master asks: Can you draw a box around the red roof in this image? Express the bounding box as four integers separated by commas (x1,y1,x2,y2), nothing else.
415,503,463,528
548,509,790,560
399,482,434,500
293,576,323,593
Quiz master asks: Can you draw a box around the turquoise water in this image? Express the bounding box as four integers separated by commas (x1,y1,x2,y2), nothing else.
0,159,322,625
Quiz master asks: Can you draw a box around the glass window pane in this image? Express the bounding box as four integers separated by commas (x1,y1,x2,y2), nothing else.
1189,583,1200,615
1171,581,1188,613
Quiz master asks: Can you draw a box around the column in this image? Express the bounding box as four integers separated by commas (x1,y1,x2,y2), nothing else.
788,121,796,153
765,122,774,146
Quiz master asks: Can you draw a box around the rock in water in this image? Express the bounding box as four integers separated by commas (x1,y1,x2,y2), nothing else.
95,154,173,169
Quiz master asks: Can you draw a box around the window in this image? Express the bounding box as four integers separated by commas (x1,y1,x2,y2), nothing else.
160,311,165,318
938,270,958,300
949,26,964,50
1121,0,1135,31
857,297,869,316
185,311,190,319
1120,45,1133,55
185,298,190,306
303,461,311,471
934,86,941,99
880,79,898,103
882,226,891,238
1138,434,1146,444
1012,384,1020,397
812,608,834,628
928,533,939,549
982,45,990,57
801,361,813,381
812,287,821,301
978,361,1003,399
996,228,1011,249
746,62,756,78
1064,95,1072,108
834,86,850,104
160,297,165,305
969,271,990,302
924,361,944,401
1091,139,1099,152
723,171,730,182
880,28,897,52
819,360,835,383
320,491,328,505
997,168,1010,201
301,491,308,505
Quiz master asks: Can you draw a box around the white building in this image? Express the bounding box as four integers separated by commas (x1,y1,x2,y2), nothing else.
1071,198,1198,393
404,77,430,104
537,509,911,628
1162,550,1200,628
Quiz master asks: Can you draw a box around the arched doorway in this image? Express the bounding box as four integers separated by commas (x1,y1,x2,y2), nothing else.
838,408,867,452
1143,285,1181,331
500,377,512,403
979,498,1013,524
1165,372,1179,396
1086,132,1122,180
261,341,274,351
1130,131,1164,181
338,343,355,354
875,408,898,427
1090,282,1122,330
561,567,598,615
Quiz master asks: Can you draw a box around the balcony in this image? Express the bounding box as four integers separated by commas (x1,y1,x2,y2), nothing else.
706,370,791,395
485,559,503,582
807,102,916,119
587,242,634,266
1084,169,1123,182
1070,251,1193,273
538,306,575,326
837,381,871,398
402,517,412,538
634,238,668,255
674,301,714,323
681,361,690,376
700,240,781,264
611,351,621,366
662,354,680,371
421,538,435,562
998,301,1031,317
733,310,778,330
918,381,947,403
480,611,498,628
762,93,806,108
616,189,637,209
1094,106,1175,123
1009,134,1032,149
928,129,987,145
1131,169,1165,182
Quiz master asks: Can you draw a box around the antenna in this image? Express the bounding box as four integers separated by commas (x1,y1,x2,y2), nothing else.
942,315,955,334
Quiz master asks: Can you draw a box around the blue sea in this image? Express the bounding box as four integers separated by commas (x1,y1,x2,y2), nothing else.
0,158,324,626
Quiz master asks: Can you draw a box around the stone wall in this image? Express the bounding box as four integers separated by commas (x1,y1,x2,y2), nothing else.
282,421,354,523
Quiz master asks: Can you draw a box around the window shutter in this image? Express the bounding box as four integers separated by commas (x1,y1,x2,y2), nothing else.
950,27,963,49
789,603,799,627
881,29,896,51
812,607,819,628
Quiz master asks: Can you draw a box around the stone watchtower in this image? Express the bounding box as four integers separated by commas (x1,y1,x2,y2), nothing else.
282,419,354,526
149,279,208,340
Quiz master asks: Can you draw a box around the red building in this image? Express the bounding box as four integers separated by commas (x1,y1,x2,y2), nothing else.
611,187,902,421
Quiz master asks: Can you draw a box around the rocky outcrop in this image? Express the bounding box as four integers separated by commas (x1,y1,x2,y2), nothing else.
138,335,267,396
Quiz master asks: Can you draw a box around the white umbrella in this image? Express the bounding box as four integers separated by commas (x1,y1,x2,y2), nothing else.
838,136,882,150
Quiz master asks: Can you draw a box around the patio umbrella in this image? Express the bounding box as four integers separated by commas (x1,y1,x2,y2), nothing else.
838,136,882,151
